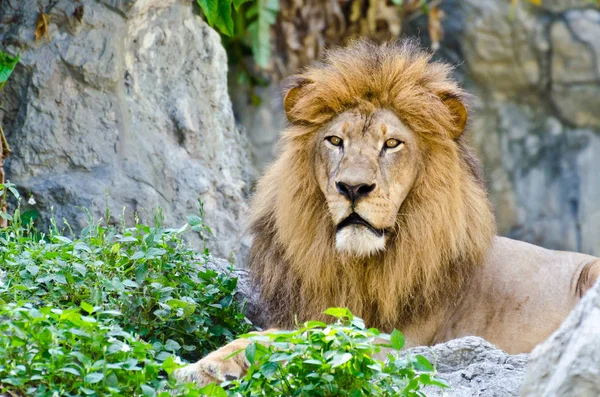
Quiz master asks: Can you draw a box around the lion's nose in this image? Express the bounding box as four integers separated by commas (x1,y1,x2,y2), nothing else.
336,181,376,203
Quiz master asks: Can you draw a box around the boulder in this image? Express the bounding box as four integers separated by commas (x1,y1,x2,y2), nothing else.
0,0,254,261
521,279,600,396
407,337,527,397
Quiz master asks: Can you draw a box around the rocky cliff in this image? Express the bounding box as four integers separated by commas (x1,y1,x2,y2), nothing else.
0,0,254,261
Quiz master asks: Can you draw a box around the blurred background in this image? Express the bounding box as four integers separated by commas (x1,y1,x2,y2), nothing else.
0,0,599,262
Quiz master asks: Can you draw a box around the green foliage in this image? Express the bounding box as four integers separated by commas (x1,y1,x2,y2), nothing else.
201,308,449,397
0,49,19,90
0,188,251,396
196,0,236,36
0,302,200,396
195,0,279,69
245,0,279,69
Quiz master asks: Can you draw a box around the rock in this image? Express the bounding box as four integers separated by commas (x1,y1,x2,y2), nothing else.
230,83,286,171
0,0,254,261
406,337,527,397
550,9,600,128
539,0,596,13
204,256,269,329
521,279,600,396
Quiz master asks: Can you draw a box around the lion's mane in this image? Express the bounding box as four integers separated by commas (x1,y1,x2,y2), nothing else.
248,40,496,331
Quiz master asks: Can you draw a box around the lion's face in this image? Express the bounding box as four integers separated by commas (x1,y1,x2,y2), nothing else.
315,108,422,256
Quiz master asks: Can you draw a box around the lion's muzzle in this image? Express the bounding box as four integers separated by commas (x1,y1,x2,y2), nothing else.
335,212,387,256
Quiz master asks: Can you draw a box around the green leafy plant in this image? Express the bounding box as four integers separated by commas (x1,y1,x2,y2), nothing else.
0,207,251,362
0,302,200,396
0,190,251,396
196,0,279,69
0,50,18,227
200,308,449,397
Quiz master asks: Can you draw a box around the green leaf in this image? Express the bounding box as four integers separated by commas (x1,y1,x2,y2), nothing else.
197,383,227,397
323,307,353,321
196,0,235,36
0,50,19,89
390,329,405,351
247,0,279,68
73,263,87,276
84,372,104,384
430,377,450,388
413,355,434,372
26,264,40,276
80,302,95,314
164,339,181,352
259,361,279,378
135,263,148,284
303,320,327,329
161,356,179,375
59,367,81,376
329,352,352,368
54,235,73,244
141,385,156,397
74,242,92,253
21,209,39,226
350,390,362,397
233,0,251,11
245,342,257,364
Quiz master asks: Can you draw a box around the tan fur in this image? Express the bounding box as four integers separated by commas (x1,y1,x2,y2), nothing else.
175,40,599,386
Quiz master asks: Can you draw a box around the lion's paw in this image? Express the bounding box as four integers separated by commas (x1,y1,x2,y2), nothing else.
173,343,249,387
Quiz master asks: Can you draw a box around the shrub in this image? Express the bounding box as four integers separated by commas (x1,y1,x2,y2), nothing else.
0,302,195,396
200,308,448,397
0,206,251,362
0,186,251,396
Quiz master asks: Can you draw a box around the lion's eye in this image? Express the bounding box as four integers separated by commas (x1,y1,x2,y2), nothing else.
384,138,402,149
326,136,343,147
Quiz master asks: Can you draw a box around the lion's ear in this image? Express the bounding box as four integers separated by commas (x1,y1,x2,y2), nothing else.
440,93,468,138
282,75,311,123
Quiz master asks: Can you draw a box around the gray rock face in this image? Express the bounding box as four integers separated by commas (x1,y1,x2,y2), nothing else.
521,280,600,396
0,0,253,261
230,83,286,171
407,337,528,397
408,0,600,255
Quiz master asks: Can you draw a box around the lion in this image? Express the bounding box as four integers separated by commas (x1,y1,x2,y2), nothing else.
175,40,600,386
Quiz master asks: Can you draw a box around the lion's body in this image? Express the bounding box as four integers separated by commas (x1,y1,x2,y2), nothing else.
402,236,598,353
174,40,600,385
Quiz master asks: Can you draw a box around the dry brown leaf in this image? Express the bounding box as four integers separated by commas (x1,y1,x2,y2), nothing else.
366,0,379,34
428,5,444,51
272,0,441,77
35,8,50,41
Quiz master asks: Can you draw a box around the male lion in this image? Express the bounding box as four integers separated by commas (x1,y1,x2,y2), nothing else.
176,40,600,385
